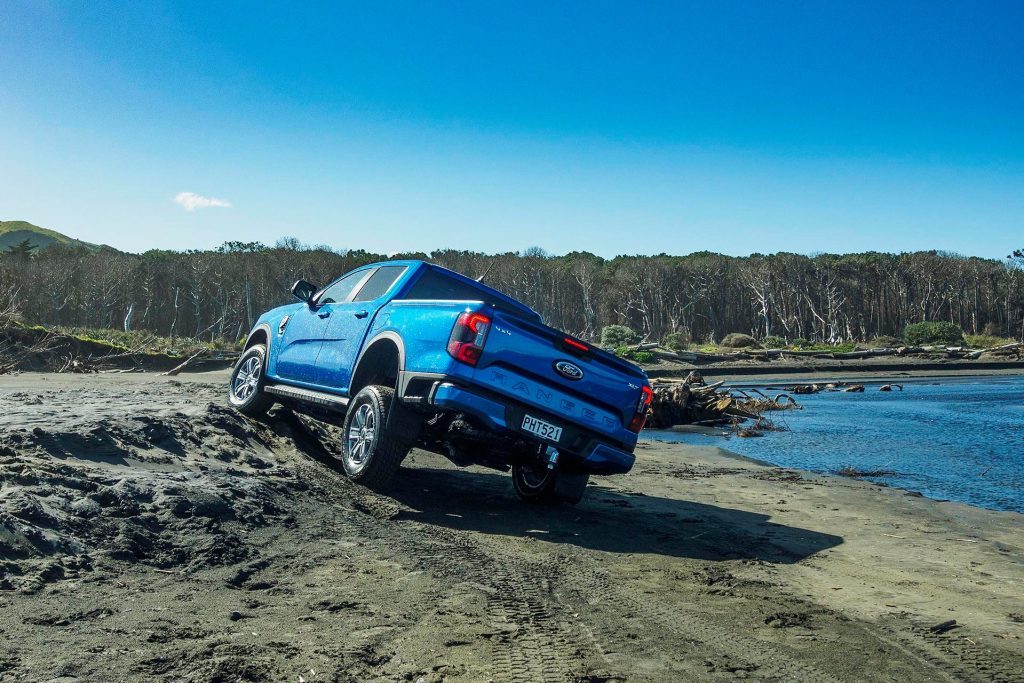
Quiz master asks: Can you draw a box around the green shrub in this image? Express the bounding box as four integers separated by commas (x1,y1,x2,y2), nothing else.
601,325,639,348
614,347,655,363
903,321,965,346
807,342,857,352
788,338,857,352
719,332,759,348
762,335,787,349
661,331,691,351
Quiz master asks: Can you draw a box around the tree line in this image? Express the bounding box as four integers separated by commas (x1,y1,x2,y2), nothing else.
2,239,1023,345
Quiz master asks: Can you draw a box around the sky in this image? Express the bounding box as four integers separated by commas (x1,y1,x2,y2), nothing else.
1,1,1022,259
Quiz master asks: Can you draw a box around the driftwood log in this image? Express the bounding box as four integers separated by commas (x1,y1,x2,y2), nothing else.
783,381,901,394
647,376,798,430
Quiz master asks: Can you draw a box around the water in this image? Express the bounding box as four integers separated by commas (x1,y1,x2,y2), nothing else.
645,375,1024,513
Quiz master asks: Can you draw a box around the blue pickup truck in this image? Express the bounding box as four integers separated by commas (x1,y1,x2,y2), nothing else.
228,261,652,504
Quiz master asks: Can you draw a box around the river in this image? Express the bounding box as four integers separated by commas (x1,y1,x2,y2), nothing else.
644,375,1024,512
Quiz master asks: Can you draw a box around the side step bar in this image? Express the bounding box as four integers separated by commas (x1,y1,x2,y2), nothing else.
264,383,350,413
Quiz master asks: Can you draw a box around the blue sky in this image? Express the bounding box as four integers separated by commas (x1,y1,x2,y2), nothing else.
1,1,1022,258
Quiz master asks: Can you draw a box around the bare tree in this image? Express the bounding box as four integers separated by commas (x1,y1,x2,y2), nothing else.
2,244,1021,346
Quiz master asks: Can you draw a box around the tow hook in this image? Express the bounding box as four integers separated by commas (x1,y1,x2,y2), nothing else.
545,446,560,470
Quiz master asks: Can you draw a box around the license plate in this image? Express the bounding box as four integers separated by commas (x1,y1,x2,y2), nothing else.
521,414,563,443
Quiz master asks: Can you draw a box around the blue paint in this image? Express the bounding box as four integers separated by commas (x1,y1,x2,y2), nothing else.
247,259,651,472
272,303,329,384
645,376,1024,512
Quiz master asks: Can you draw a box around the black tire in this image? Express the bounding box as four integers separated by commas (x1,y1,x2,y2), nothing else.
511,463,589,505
341,385,410,489
228,345,274,417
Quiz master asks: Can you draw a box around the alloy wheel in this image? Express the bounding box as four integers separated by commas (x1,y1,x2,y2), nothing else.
345,403,377,471
232,355,261,401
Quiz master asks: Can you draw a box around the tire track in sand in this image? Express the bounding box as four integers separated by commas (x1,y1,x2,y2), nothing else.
296,462,603,682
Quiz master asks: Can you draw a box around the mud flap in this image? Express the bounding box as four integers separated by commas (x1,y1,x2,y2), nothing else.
386,386,423,445
552,471,589,504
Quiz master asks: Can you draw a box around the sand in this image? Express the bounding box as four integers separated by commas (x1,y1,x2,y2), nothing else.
0,370,1021,681
645,353,1024,383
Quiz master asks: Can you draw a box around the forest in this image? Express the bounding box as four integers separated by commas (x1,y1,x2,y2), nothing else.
2,239,1023,347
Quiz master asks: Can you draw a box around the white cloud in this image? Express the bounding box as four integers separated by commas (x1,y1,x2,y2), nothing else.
174,191,232,211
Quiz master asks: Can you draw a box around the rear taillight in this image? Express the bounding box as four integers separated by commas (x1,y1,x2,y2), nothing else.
628,384,654,433
447,312,491,366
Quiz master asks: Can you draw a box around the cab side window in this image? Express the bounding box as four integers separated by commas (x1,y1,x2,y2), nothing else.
317,271,365,304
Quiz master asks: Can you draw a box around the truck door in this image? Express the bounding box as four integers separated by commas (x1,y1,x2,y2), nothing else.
314,265,408,392
274,269,370,384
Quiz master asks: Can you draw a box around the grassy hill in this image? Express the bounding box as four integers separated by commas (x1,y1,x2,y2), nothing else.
0,220,101,252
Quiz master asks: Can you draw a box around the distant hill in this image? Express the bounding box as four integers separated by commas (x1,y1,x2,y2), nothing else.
0,221,102,252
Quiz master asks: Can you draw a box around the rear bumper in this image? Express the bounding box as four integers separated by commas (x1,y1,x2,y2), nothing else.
429,381,636,475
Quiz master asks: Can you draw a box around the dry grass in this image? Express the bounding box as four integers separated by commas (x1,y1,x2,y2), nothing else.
965,334,1019,349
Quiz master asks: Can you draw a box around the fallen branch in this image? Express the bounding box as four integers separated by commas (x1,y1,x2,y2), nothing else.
160,350,208,376
626,342,660,351
929,620,959,634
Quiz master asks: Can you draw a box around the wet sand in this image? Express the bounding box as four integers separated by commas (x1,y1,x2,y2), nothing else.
1,372,1021,681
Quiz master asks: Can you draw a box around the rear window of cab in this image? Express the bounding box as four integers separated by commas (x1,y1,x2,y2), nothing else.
400,268,498,305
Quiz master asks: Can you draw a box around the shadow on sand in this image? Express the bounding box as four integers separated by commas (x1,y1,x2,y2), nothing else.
271,408,842,564
388,464,842,564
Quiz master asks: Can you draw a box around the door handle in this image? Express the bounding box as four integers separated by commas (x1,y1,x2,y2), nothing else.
354,310,369,319
318,311,331,319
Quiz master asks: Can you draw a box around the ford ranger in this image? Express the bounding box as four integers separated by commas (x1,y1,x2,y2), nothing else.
228,261,652,504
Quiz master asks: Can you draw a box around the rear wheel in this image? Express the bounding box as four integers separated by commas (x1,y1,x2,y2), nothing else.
511,462,589,505
228,345,274,417
341,385,410,489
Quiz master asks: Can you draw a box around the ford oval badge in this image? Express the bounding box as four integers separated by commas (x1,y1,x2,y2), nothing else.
554,360,584,381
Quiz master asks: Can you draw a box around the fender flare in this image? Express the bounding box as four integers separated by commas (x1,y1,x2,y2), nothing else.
352,331,421,438
242,323,274,358
352,331,406,380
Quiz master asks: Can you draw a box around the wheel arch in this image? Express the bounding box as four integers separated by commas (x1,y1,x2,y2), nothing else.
239,324,273,372
243,324,272,352
350,332,405,397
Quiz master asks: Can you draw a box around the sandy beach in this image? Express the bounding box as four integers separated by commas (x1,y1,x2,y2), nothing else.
1,371,1021,681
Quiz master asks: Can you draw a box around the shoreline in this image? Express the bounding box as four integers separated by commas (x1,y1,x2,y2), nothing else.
643,371,1024,516
637,439,1024,522
651,435,1022,515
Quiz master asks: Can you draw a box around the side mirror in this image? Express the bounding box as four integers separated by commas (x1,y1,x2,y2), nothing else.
291,279,318,304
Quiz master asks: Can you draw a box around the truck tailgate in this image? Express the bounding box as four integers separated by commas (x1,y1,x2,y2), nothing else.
472,310,646,443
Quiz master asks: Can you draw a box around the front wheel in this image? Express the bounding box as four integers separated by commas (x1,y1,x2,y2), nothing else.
341,385,410,489
511,462,589,505
228,345,274,417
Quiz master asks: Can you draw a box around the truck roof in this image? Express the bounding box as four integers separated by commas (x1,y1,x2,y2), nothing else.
368,260,541,321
